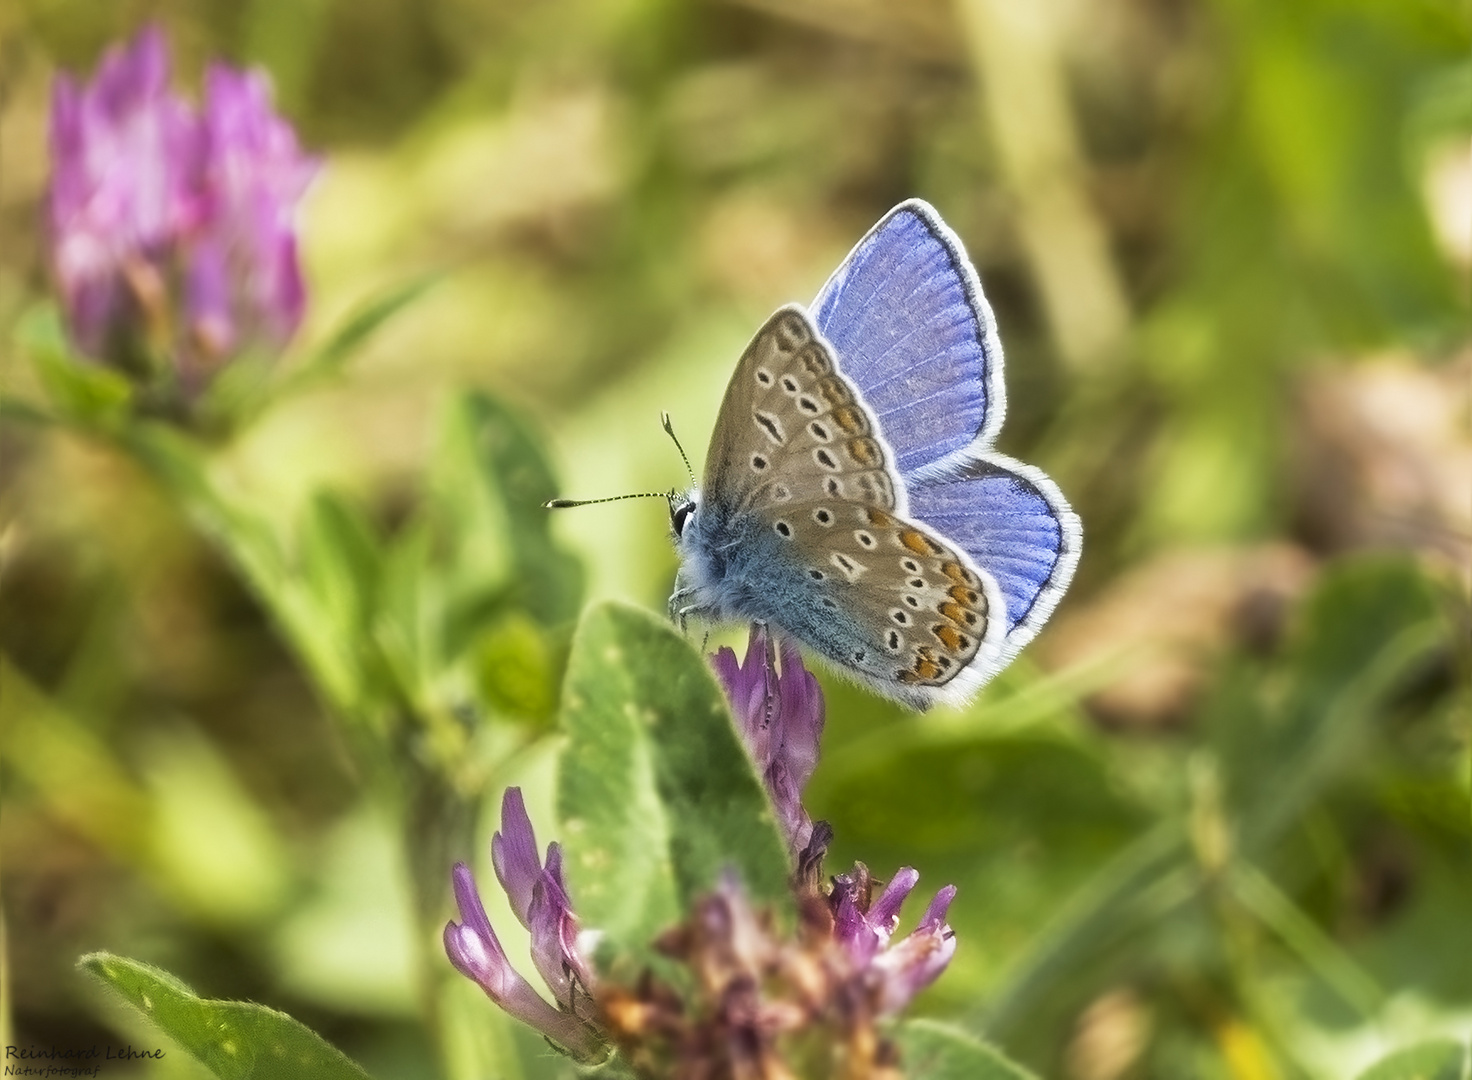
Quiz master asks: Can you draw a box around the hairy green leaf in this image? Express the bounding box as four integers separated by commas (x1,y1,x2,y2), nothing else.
81,952,373,1080
557,602,788,963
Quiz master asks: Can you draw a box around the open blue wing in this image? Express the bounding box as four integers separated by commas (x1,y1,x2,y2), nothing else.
811,200,1004,478
906,457,1080,643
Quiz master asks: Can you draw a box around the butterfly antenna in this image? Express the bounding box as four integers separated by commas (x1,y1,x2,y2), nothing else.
544,491,669,509
662,411,696,487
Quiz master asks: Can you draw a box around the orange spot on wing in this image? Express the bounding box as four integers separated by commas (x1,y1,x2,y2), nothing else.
941,561,976,585
847,438,880,467
932,624,962,651
832,406,865,434
816,377,852,406
939,602,967,624
913,657,941,680
900,530,932,555
867,508,894,527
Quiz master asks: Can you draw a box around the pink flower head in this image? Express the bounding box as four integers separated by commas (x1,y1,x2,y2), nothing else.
830,865,958,1017
445,789,603,1060
47,25,202,360
490,788,597,1011
711,624,826,853
44,24,317,378
186,65,318,362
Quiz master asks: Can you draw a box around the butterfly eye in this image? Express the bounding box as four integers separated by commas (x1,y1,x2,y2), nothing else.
671,501,695,536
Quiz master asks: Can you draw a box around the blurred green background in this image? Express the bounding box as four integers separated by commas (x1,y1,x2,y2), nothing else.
1,0,1468,1078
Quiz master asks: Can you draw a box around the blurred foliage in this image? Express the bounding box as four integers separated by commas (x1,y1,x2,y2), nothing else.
1,0,1468,1078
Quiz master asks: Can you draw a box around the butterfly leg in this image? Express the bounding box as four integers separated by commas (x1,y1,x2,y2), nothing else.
675,604,704,635
668,584,709,636
667,585,696,622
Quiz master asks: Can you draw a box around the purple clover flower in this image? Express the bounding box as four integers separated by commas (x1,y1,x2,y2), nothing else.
45,24,317,380
186,65,316,363
453,629,959,1070
830,865,959,1017
47,26,202,363
710,623,826,853
444,789,603,1061
710,624,957,1015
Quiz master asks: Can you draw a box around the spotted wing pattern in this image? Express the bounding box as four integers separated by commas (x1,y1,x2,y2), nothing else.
703,306,902,517
763,499,1000,694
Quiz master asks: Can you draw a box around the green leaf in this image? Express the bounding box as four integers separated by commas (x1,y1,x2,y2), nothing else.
16,304,133,427
894,1020,1041,1080
294,274,440,384
432,391,584,637
80,952,374,1080
472,610,563,724
1355,1039,1470,1080
376,517,436,713
298,491,383,655
556,602,789,962
193,352,278,433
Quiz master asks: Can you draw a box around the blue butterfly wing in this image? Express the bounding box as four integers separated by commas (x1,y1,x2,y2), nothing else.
906,456,1081,650
811,199,1005,478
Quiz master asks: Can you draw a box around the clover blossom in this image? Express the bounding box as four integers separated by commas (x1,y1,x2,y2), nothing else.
603,870,954,1077
47,26,201,365
829,863,959,1017
710,623,825,853
709,625,959,1014
450,629,958,1075
186,65,316,362
444,789,603,1061
45,24,317,383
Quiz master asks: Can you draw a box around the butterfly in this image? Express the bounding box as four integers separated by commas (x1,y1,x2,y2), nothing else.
660,200,1082,710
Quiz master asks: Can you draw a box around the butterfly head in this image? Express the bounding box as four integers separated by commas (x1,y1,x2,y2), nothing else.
668,487,699,540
